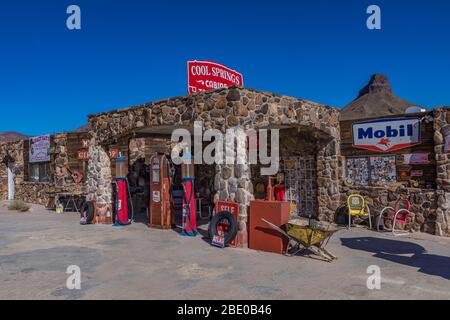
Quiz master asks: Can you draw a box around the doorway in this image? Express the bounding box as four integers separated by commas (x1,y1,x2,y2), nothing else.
7,161,15,201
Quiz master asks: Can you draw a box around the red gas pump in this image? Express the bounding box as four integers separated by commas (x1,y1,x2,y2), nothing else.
113,156,133,226
181,153,197,237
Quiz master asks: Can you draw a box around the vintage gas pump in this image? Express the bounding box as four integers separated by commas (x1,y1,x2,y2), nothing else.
181,153,197,237
113,156,133,226
149,153,173,229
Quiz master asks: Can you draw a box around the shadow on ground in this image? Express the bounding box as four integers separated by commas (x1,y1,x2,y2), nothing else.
341,237,450,280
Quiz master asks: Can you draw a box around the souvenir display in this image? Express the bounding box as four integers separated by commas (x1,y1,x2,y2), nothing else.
346,157,370,186
370,156,397,185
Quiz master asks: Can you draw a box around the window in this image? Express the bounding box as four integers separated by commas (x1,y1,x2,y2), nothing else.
346,156,397,186
29,162,51,183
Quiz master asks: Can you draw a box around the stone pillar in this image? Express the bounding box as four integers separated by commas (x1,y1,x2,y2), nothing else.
213,129,254,248
316,137,342,222
433,107,450,236
87,138,113,223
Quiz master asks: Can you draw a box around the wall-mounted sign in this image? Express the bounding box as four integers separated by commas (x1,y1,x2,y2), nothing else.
77,150,89,161
187,60,244,94
109,148,119,159
152,191,161,203
81,139,90,149
403,153,430,165
411,170,424,177
29,135,51,163
352,118,421,153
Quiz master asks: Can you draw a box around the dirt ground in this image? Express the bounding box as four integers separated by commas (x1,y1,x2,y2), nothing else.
0,202,449,300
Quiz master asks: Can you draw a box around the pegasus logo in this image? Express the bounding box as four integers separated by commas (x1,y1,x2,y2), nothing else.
378,138,391,147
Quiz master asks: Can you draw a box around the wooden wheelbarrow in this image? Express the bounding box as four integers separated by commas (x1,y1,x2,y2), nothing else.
262,219,340,262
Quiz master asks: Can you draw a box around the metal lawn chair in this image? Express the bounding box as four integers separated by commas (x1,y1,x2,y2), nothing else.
377,196,413,236
347,194,372,230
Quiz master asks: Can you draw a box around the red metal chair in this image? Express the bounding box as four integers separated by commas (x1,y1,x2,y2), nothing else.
377,195,414,236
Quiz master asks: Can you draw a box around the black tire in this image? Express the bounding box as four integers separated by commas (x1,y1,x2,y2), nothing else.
208,211,238,246
80,201,95,224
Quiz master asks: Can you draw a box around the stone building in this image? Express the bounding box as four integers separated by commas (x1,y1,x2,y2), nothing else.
87,87,342,246
0,132,89,205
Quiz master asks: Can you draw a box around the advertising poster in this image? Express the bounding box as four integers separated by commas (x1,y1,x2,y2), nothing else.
403,153,430,165
29,135,51,163
352,118,421,153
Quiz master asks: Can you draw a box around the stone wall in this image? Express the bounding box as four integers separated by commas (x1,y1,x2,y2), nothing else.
88,87,340,144
432,107,450,235
53,134,70,186
340,185,445,235
317,139,342,222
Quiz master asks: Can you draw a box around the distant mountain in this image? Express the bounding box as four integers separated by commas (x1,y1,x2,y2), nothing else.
341,74,420,121
0,132,29,143
73,125,89,133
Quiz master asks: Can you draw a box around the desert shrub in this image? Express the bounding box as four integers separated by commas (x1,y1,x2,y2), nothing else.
8,200,31,212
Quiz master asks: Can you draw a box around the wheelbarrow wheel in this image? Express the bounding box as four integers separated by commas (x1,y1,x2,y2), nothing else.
285,241,303,257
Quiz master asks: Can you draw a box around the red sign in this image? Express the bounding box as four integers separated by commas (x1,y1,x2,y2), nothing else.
215,201,239,248
77,150,89,161
187,61,244,94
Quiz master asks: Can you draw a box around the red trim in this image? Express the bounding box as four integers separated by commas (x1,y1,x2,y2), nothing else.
352,142,421,153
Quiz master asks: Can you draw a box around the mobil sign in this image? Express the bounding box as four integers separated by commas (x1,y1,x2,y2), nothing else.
187,60,244,94
352,118,421,153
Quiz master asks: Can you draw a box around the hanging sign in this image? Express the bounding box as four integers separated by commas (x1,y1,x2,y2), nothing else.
403,153,430,165
29,135,51,163
352,118,421,153
187,60,244,94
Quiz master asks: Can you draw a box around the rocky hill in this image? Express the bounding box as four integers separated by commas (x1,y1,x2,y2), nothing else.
0,132,29,143
341,74,420,121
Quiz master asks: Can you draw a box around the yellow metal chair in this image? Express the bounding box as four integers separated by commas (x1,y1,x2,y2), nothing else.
347,194,372,230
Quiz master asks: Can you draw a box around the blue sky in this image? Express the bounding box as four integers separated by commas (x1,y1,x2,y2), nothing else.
0,0,449,136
